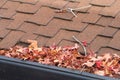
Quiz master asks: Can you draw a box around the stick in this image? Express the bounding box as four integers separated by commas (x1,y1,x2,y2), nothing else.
72,36,87,56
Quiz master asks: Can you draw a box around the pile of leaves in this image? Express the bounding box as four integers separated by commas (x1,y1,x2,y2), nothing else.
0,40,120,78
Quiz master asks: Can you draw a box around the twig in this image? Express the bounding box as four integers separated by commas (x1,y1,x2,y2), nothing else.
72,36,87,56
67,5,91,17
67,8,77,17
80,66,86,74
55,5,91,17
71,5,91,11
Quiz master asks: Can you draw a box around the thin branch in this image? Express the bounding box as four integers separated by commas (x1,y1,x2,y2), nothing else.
80,66,86,74
72,5,91,11
67,5,92,17
72,36,87,56
67,8,77,17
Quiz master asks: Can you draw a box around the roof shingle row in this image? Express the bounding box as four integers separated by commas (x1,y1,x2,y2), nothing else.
0,0,120,55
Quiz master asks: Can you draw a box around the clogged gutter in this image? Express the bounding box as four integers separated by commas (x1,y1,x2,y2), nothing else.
0,40,120,78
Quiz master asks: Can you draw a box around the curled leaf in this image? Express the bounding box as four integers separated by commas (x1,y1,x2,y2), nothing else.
28,40,38,49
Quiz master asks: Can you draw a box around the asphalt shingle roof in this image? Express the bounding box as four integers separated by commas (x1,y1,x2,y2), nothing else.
0,0,120,55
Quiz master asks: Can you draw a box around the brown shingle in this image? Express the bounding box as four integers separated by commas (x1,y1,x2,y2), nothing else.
110,13,120,28
63,13,88,31
35,19,74,37
108,30,120,50
48,19,68,28
58,39,74,46
0,0,120,55
48,17,87,32
90,0,115,7
0,0,7,8
0,9,13,19
90,36,111,53
82,6,102,23
88,6,103,14
64,21,88,32
20,33,38,43
8,0,21,2
17,3,41,14
77,25,104,43
0,19,12,28
98,47,120,55
76,0,91,12
36,36,49,46
27,7,55,25
0,1,20,18
34,26,60,37
0,19,12,38
46,30,78,45
64,1,79,8
99,26,118,38
11,0,38,4
0,31,25,49
54,11,75,21
100,0,120,17
39,0,56,6
2,1,19,9
49,0,68,9
96,16,113,27
0,29,10,38
7,13,31,29
18,22,39,33
82,13,101,24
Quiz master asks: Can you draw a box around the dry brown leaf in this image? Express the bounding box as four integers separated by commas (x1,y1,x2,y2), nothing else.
27,40,38,49
83,61,95,67
0,43,120,78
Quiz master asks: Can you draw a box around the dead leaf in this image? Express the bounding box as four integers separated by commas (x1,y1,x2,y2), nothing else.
27,40,38,49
